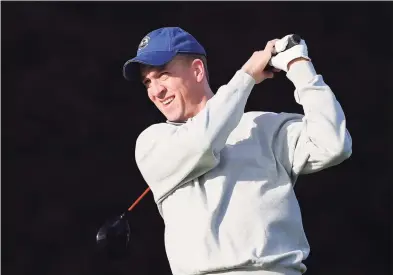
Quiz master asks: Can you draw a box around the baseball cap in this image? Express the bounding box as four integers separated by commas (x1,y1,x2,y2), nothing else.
123,27,206,81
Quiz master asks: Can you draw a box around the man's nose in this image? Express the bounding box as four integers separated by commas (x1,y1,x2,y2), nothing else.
151,81,166,98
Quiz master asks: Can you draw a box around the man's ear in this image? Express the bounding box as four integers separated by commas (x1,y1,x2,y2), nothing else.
191,59,205,83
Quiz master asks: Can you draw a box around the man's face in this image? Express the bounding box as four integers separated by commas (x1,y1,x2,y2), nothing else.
140,56,205,122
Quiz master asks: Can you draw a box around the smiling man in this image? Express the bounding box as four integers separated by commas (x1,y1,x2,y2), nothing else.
122,27,352,275
139,54,213,122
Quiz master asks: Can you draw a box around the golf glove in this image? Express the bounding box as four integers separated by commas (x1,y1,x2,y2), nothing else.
270,34,311,72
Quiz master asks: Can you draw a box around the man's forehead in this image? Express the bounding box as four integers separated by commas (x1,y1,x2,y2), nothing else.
140,55,190,79
140,63,167,79
140,57,182,78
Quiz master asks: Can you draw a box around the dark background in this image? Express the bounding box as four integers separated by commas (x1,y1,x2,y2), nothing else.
2,2,392,275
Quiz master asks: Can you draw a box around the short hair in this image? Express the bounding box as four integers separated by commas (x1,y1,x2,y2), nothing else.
176,53,210,83
139,53,210,83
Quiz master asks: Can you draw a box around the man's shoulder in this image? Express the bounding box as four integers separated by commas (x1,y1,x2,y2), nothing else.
243,111,278,120
241,111,304,131
138,122,175,138
243,111,303,121
135,122,177,156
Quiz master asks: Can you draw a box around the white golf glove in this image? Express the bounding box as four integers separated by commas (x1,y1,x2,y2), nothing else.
269,34,311,72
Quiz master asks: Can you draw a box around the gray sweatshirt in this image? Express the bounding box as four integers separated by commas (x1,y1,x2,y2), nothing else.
134,61,352,275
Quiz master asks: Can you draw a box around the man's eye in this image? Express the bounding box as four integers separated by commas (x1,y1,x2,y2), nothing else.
143,80,151,88
159,72,169,79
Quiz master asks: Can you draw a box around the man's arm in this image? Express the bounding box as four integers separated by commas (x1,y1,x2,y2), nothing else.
135,40,280,203
135,70,255,203
266,35,352,179
276,60,352,179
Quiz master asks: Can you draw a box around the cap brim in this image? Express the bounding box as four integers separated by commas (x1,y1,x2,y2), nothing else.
123,51,177,81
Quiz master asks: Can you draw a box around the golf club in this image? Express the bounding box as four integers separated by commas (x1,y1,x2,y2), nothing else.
265,34,301,71
96,187,151,259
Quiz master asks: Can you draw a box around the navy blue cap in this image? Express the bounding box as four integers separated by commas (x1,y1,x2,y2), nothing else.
123,27,206,81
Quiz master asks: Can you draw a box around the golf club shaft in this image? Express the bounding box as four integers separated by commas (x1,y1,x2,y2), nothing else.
128,187,151,211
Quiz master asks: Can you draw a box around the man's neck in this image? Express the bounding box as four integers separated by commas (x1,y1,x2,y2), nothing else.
167,85,214,124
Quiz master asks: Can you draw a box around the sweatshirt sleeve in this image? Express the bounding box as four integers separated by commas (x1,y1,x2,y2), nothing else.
278,61,352,179
135,70,256,203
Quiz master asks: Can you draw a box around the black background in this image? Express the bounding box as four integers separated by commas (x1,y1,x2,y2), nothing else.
2,2,392,275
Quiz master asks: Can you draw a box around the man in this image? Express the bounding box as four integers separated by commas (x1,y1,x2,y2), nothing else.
123,27,352,275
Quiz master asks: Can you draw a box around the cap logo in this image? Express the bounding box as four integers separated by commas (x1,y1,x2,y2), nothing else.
138,36,150,50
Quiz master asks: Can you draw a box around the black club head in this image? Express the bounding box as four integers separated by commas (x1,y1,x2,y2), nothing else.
291,34,301,44
96,213,131,259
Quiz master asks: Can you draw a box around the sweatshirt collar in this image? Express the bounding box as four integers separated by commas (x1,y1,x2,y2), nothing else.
166,119,188,126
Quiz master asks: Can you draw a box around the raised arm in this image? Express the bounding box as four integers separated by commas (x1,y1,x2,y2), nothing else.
282,61,352,179
270,36,352,180
135,70,254,203
135,40,280,203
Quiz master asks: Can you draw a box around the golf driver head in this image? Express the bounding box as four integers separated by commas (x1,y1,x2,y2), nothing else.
96,212,131,259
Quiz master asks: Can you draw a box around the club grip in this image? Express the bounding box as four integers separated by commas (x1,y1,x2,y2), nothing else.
265,34,301,71
285,34,301,50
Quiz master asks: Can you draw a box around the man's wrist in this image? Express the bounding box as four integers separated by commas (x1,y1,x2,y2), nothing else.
240,67,256,81
287,57,310,71
286,60,317,89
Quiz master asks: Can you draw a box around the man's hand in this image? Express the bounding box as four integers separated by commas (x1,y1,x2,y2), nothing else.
270,35,311,72
241,39,281,84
